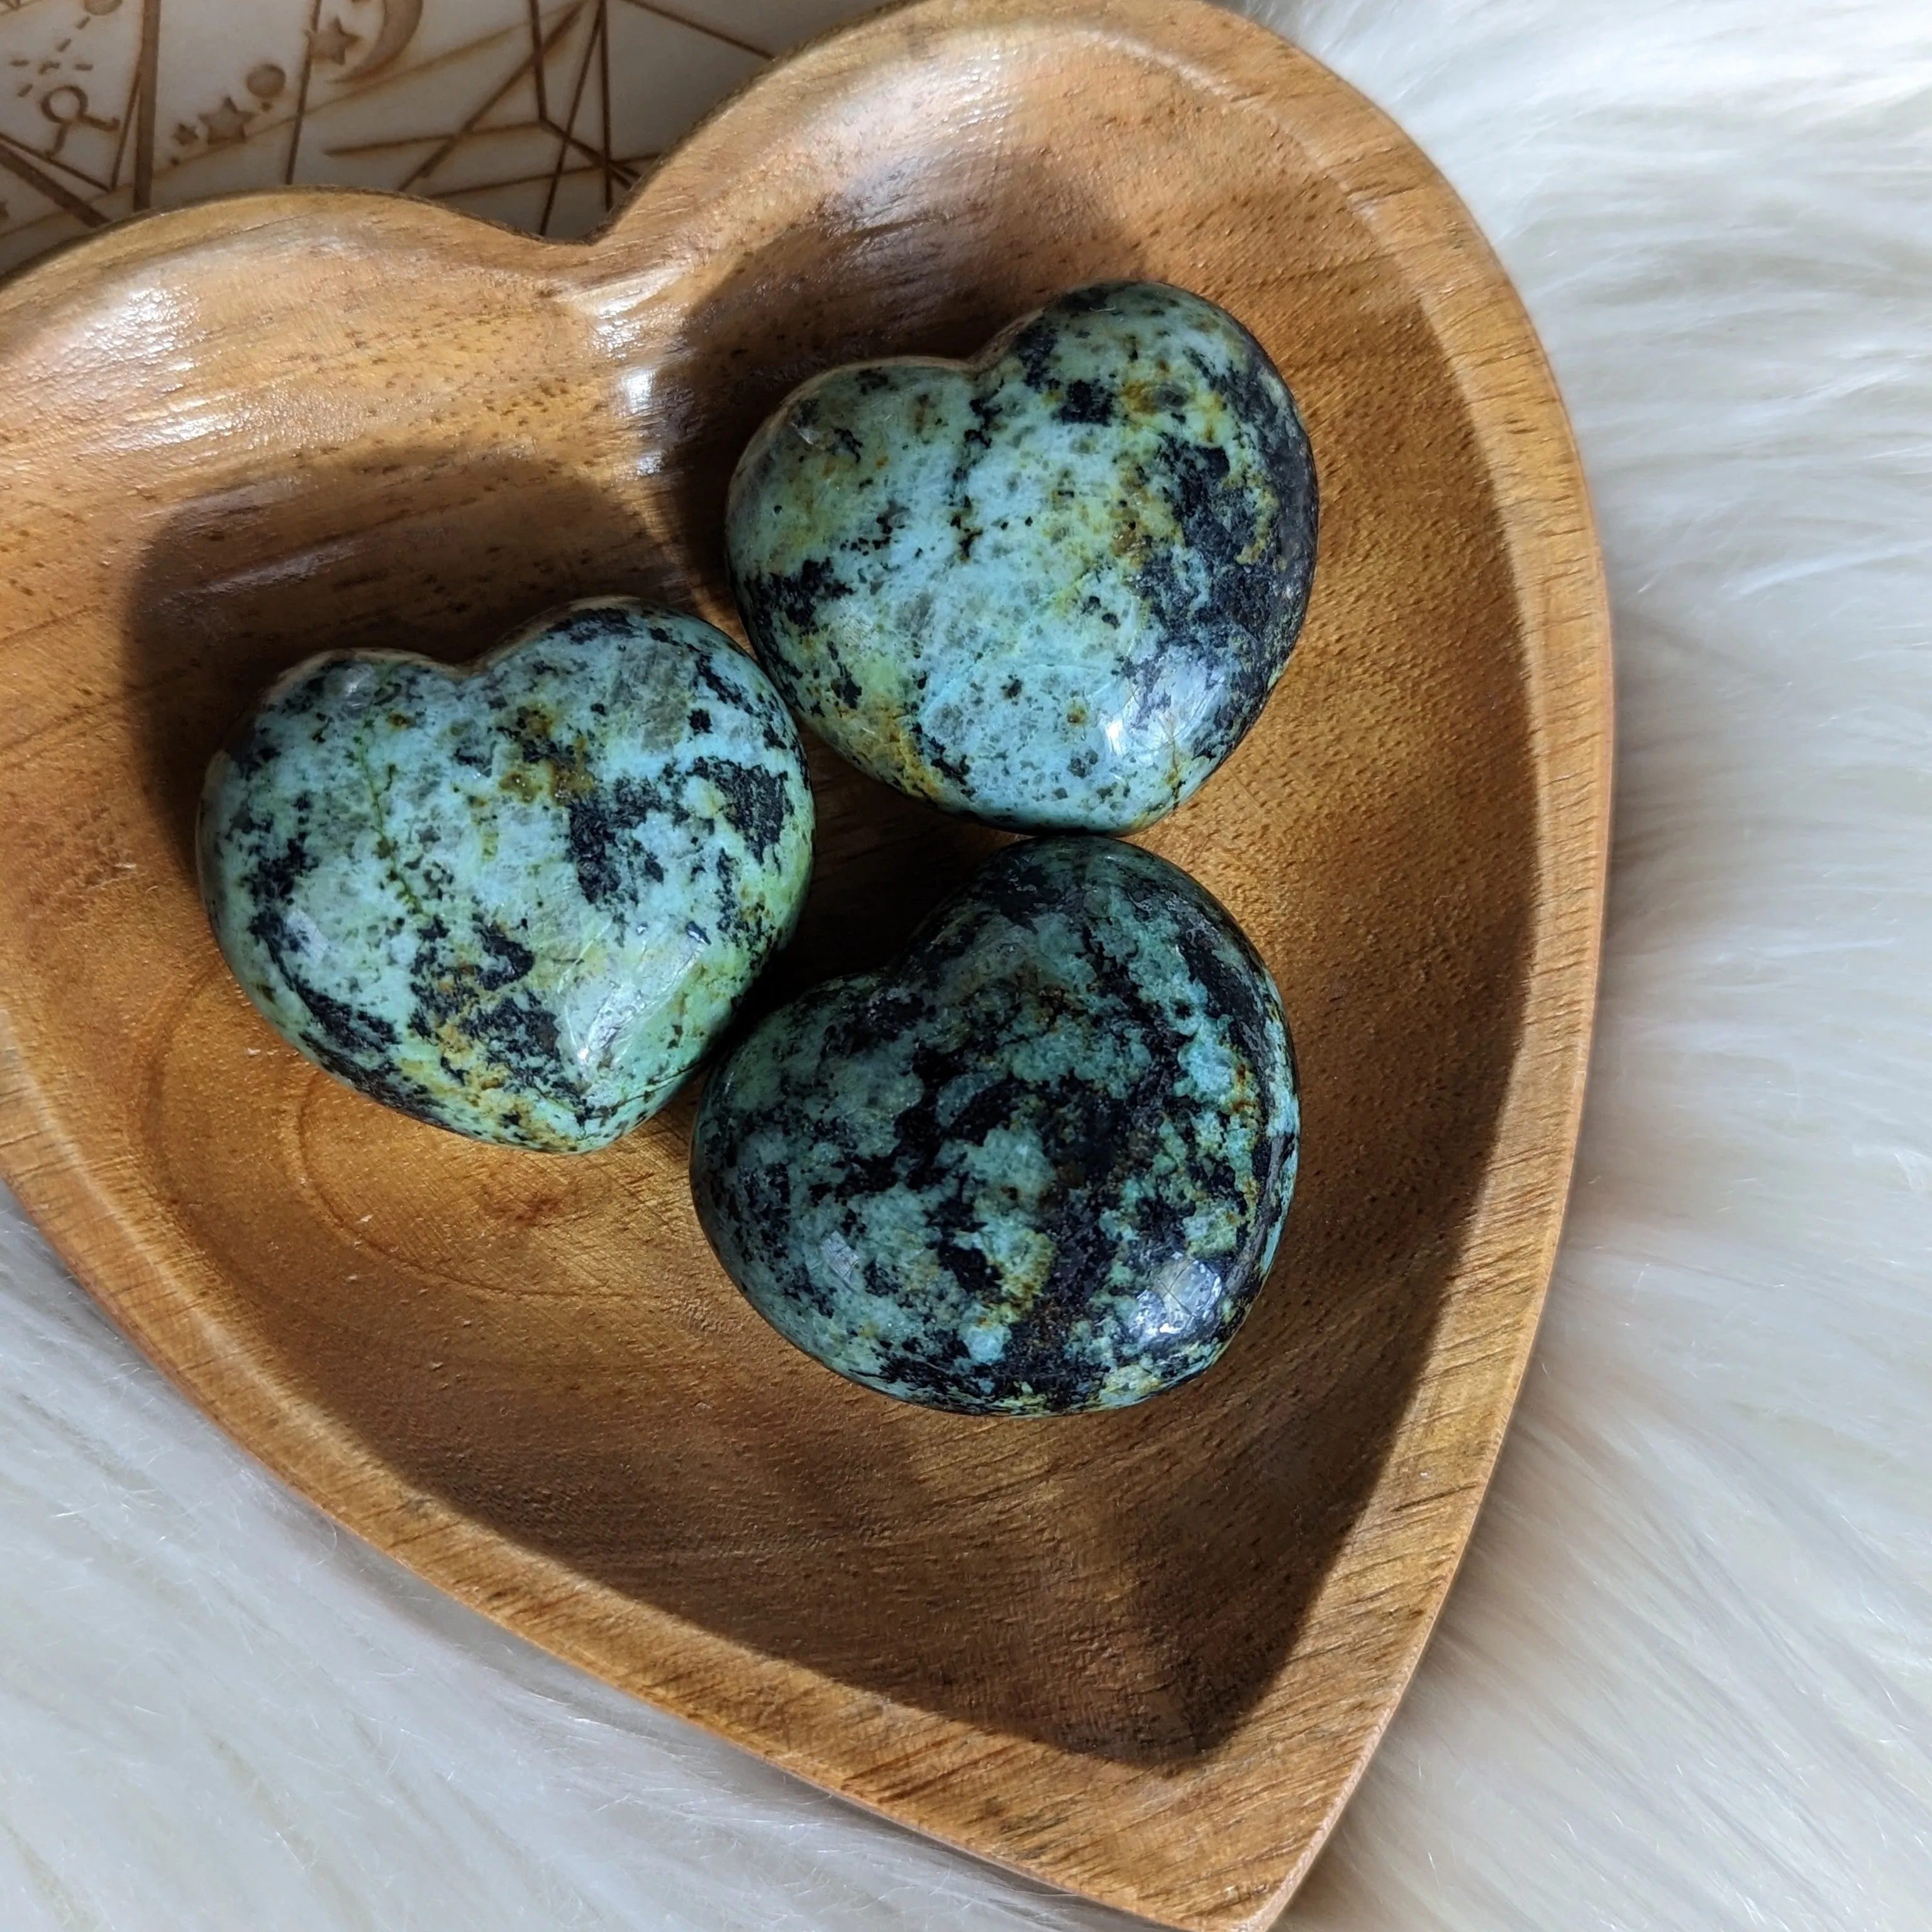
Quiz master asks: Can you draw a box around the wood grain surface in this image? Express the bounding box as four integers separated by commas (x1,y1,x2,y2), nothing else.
0,1,1611,1924
0,0,830,273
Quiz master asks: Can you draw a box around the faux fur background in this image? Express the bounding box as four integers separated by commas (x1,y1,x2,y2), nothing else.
4,0,1930,1926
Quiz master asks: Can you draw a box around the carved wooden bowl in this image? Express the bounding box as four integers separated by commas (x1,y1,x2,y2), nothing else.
0,1,1609,1924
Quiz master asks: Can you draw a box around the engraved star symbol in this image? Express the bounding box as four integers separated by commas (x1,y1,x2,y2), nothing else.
200,97,250,145
310,18,360,65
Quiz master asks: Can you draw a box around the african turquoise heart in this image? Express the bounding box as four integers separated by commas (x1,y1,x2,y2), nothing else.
691,836,1298,1414
199,599,813,1152
726,280,1318,835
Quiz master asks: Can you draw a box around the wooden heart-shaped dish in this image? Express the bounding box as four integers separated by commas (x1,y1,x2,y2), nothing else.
0,0,1609,1923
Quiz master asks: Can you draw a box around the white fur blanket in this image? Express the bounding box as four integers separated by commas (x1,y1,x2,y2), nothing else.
4,0,1929,1926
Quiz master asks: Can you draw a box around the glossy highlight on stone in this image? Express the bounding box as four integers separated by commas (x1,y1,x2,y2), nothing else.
726,280,1318,835
199,597,813,1152
691,836,1297,1414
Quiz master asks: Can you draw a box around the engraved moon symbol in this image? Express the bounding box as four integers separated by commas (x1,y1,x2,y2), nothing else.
344,0,423,79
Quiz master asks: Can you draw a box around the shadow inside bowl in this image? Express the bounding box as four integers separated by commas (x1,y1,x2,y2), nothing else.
124,426,1533,1765
126,449,684,880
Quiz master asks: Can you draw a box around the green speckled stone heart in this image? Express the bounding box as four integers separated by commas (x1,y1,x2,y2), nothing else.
691,836,1297,1414
199,598,813,1152
726,281,1318,835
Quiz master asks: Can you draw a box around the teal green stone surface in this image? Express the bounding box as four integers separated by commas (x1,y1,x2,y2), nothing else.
199,598,813,1152
691,837,1297,1415
725,280,1318,835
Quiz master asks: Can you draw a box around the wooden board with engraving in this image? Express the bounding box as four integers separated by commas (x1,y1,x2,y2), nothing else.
0,0,1611,1924
0,0,865,272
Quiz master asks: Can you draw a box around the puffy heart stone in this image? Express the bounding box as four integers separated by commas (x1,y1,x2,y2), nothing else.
691,836,1297,1414
199,598,813,1152
725,280,1318,835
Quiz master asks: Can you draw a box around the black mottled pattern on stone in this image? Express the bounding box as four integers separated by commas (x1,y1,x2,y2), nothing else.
198,598,814,1152
691,837,1299,1415
724,280,1319,835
